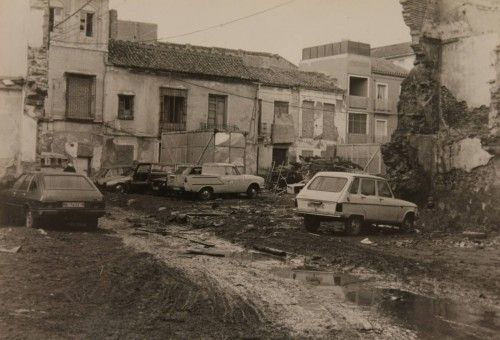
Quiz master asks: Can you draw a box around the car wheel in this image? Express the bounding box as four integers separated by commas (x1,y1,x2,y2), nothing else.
199,187,213,201
246,184,259,199
25,208,39,228
345,216,363,236
401,214,415,232
304,215,320,233
115,183,126,194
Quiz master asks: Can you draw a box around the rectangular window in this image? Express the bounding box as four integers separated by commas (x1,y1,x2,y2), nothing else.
118,95,134,120
360,178,376,196
86,13,94,37
208,94,227,127
348,76,368,96
377,180,393,198
301,101,314,138
307,176,348,193
66,74,95,119
376,83,388,100
323,103,336,140
348,113,367,134
49,7,62,32
274,101,289,115
375,119,387,136
160,88,187,131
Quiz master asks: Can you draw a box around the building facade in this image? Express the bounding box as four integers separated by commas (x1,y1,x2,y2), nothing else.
299,40,408,145
371,42,415,71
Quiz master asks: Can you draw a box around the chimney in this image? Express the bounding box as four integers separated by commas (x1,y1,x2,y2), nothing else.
109,9,118,40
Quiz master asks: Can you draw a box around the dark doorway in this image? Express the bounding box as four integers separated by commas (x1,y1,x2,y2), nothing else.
272,147,288,166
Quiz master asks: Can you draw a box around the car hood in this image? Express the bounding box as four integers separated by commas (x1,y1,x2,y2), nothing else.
42,189,103,202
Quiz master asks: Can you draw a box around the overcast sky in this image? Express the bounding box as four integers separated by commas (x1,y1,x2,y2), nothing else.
109,0,410,64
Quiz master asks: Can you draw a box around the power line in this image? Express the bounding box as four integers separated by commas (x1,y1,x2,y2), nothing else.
53,0,296,45
54,0,94,29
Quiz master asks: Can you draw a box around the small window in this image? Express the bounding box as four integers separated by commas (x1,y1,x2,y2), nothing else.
377,180,393,198
360,178,376,196
376,83,388,100
274,101,289,115
348,113,367,134
86,12,94,37
349,177,360,194
208,95,227,127
118,95,134,120
225,167,239,175
189,167,202,175
203,166,225,176
307,176,348,193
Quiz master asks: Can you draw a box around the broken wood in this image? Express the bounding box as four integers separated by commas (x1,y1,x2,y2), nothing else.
135,228,215,247
185,249,225,257
0,245,21,253
253,245,286,257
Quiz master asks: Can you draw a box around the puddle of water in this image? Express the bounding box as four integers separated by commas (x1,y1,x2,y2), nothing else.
273,269,499,339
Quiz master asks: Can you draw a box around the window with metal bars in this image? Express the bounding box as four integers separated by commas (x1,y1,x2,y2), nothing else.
348,113,367,134
65,74,95,120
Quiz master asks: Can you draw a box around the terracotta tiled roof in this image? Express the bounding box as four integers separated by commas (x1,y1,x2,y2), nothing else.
371,58,409,78
108,40,255,80
371,42,413,59
108,40,342,92
248,66,342,93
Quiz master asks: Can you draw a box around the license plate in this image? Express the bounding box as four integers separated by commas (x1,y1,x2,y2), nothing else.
63,202,84,208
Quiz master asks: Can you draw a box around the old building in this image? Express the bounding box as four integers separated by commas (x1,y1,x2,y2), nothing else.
371,42,415,71
105,39,344,173
299,40,408,145
8,0,344,176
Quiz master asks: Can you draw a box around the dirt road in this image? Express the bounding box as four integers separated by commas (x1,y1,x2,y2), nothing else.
0,192,498,339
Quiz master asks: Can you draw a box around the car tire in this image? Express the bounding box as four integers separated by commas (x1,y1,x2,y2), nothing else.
345,216,363,236
304,215,320,232
246,184,259,199
199,187,213,201
401,214,415,232
25,208,39,228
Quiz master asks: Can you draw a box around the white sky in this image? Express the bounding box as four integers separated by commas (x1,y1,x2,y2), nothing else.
109,0,410,64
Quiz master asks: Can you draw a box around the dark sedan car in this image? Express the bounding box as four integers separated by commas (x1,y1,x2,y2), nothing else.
0,172,105,228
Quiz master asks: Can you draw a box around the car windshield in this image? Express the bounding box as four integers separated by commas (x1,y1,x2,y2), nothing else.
175,166,189,174
307,176,348,193
43,175,95,191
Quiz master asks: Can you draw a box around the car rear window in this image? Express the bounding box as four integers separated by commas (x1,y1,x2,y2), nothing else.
175,166,189,174
43,175,95,190
307,176,348,193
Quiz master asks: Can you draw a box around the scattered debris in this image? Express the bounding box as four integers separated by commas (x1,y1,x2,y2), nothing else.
360,238,375,245
0,245,21,253
38,229,48,235
126,199,136,206
158,207,166,211
253,245,287,257
185,249,225,257
462,231,487,239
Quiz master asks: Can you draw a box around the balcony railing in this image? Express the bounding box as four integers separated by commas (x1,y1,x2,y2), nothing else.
198,122,241,132
374,98,395,112
160,121,186,132
349,95,369,109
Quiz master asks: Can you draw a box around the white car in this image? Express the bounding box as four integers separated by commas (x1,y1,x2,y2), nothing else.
182,163,265,200
296,172,417,235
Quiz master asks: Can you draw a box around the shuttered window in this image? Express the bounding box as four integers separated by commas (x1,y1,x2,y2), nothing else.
208,94,227,127
160,88,187,131
301,101,314,138
66,74,95,120
274,101,289,115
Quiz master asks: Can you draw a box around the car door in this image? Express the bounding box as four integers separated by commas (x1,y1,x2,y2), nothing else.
354,178,379,221
376,180,399,223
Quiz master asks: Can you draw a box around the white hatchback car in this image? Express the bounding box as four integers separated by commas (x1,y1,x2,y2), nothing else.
296,172,417,235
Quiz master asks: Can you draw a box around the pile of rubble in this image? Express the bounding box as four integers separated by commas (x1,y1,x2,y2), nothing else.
266,157,363,191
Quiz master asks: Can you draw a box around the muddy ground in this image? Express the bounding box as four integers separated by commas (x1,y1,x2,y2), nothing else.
0,191,498,339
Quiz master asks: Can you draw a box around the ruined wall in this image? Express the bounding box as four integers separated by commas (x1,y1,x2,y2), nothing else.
383,0,500,230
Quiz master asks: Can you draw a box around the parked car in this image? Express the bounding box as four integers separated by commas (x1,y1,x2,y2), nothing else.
92,165,133,193
0,172,105,228
168,164,200,192
182,163,265,200
128,162,173,194
295,172,417,235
